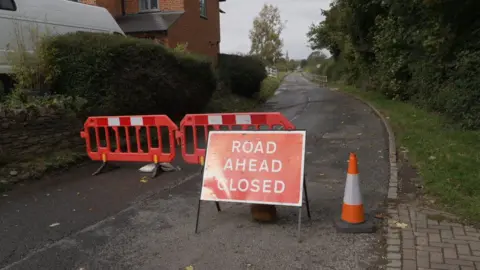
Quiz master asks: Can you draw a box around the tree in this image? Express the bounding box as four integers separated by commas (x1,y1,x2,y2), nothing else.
300,59,308,68
249,4,285,66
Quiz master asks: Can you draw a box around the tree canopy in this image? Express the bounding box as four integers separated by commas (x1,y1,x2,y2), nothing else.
249,4,285,66
307,0,480,129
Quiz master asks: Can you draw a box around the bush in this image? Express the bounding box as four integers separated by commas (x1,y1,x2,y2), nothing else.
217,53,267,98
40,32,216,119
257,76,281,102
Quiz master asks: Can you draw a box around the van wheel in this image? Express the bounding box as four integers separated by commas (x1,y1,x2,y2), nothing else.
0,75,14,97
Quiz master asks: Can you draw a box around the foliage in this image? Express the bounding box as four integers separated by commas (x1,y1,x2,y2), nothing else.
256,74,282,102
249,4,285,66
39,32,216,120
206,83,258,113
2,92,87,116
217,53,267,98
207,72,283,113
307,0,480,129
275,52,297,72
173,42,189,53
5,22,50,93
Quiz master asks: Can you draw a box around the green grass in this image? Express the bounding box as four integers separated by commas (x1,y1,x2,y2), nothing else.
333,83,480,223
207,73,287,113
257,75,283,103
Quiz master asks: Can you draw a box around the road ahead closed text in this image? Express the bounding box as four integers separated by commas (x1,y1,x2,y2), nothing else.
200,131,306,206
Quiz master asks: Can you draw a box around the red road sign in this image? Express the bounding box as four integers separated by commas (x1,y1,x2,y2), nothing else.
200,130,306,206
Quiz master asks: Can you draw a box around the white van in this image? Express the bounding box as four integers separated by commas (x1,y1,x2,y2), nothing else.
0,0,125,92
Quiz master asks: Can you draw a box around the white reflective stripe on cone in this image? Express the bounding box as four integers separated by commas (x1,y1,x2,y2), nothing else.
343,173,363,205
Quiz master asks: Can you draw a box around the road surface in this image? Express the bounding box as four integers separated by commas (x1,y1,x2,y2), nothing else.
0,73,390,270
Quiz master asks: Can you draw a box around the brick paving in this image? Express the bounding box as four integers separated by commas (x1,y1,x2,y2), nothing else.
386,204,480,270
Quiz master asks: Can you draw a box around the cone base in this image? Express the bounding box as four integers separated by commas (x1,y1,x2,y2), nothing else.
334,215,376,233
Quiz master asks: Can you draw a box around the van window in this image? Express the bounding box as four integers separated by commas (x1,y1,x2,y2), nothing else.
0,0,16,11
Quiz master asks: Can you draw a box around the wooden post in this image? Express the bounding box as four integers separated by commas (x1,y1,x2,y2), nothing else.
250,204,277,222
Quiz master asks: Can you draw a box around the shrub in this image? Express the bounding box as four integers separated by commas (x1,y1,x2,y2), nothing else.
39,32,216,119
217,53,267,98
257,76,281,103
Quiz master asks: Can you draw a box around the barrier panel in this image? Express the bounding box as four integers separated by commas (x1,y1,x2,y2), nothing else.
178,112,296,164
80,115,178,177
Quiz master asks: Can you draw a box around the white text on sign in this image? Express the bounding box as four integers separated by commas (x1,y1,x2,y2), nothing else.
220,140,285,194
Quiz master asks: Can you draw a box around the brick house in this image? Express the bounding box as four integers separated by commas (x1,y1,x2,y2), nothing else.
78,0,225,62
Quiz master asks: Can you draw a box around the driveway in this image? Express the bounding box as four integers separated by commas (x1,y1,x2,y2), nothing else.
0,73,390,270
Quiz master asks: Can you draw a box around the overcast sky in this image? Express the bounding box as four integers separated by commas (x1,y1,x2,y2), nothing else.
219,0,332,60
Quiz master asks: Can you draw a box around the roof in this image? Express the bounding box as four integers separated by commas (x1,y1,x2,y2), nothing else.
116,11,184,33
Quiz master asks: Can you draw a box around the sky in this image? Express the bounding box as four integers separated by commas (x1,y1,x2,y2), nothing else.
219,0,332,60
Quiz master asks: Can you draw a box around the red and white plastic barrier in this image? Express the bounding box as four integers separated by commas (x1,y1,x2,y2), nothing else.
80,115,178,176
177,112,296,164
80,112,296,173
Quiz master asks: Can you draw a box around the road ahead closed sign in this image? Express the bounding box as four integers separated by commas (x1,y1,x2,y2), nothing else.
200,130,306,206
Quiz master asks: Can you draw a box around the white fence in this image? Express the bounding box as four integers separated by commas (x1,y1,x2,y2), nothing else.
314,75,328,87
266,67,278,77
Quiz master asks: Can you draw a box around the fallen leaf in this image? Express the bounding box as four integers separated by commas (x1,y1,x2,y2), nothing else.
375,213,386,219
49,223,60,228
395,222,408,229
185,266,194,270
140,177,148,183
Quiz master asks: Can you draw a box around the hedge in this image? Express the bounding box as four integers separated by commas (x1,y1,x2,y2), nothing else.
39,32,216,119
217,53,267,98
307,0,480,129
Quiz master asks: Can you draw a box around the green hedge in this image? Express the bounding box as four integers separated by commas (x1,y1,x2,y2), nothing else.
40,32,216,119
307,0,480,129
217,53,267,98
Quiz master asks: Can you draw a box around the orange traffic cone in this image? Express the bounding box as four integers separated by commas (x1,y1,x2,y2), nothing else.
334,153,375,233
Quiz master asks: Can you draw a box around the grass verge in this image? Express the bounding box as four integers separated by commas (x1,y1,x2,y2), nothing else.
0,150,87,192
332,82,480,224
207,73,287,113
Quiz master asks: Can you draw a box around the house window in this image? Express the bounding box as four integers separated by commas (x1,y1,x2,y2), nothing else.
0,0,16,11
200,0,207,18
140,0,158,11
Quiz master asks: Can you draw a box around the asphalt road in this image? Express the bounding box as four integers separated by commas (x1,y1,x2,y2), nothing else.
0,73,390,270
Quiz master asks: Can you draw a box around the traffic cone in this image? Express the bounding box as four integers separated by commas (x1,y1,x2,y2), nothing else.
334,153,375,233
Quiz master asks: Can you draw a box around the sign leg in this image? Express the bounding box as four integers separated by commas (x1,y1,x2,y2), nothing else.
195,199,202,234
303,175,311,219
215,202,221,212
297,207,302,242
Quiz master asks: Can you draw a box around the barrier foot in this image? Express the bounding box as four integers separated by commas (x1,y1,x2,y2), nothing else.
303,174,311,219
151,163,162,178
215,202,221,212
92,162,107,176
195,199,202,234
